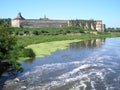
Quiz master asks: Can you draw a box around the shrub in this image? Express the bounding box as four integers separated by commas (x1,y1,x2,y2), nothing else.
23,48,35,58
24,30,29,35
15,31,19,35
79,30,85,33
32,30,40,35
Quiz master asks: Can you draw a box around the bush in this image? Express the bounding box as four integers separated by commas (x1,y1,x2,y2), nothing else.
23,48,35,58
32,30,40,35
41,30,48,33
15,30,19,35
24,30,29,35
79,30,85,33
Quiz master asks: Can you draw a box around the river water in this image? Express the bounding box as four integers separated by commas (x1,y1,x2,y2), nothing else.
3,38,120,90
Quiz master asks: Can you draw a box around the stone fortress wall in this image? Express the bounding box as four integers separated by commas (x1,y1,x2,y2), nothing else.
11,13,105,32
20,19,68,28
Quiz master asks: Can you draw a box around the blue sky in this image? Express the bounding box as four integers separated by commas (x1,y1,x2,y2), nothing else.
0,0,120,27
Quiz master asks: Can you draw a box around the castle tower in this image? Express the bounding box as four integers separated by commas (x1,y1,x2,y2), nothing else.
11,12,25,27
95,20,104,32
14,12,25,20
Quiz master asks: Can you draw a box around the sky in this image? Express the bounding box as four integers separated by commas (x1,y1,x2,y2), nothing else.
0,0,120,27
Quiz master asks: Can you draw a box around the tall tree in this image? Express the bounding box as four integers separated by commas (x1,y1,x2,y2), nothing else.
0,19,21,75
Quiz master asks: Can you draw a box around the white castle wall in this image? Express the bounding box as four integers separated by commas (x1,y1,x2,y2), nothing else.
11,19,20,27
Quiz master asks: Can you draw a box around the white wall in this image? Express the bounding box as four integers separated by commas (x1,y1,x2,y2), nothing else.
11,20,20,27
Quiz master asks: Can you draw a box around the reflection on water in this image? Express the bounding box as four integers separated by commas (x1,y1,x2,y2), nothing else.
70,39,105,48
23,58,35,64
3,38,120,90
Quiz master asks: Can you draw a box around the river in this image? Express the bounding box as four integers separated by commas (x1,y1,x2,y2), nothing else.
3,38,120,90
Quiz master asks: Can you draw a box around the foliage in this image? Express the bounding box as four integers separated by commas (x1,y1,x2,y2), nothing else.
24,30,30,35
0,18,11,26
0,19,25,75
12,26,87,36
106,27,120,32
0,19,38,75
0,22,17,61
32,30,40,35
22,48,35,58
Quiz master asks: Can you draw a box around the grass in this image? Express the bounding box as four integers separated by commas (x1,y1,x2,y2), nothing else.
17,33,110,47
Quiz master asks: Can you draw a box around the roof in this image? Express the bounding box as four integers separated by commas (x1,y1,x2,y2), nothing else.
14,12,25,20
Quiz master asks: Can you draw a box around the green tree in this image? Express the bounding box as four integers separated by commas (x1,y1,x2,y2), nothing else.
0,20,22,75
23,48,35,58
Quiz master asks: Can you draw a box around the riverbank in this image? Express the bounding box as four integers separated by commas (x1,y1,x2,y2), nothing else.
17,32,120,58
17,33,110,47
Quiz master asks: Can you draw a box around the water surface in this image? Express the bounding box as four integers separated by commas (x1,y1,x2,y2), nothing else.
4,38,120,90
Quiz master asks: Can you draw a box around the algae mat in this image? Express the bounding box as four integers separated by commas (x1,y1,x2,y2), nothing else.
26,40,81,57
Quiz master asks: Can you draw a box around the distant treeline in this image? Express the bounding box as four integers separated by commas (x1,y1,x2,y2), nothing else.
106,27,120,32
0,18,11,26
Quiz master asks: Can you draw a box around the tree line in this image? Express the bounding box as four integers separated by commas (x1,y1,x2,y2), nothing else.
106,27,120,32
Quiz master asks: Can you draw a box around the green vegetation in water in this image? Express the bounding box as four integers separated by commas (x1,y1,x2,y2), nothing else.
26,40,81,57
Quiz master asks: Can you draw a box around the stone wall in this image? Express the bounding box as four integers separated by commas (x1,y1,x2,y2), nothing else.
20,19,68,28
68,20,96,30
11,19,20,27
11,13,105,32
11,18,105,32
95,20,105,32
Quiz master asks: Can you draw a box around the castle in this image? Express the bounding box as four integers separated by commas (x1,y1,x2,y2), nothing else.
11,13,105,32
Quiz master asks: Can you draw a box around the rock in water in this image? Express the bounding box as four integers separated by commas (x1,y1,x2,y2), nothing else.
21,86,27,90
14,78,20,82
